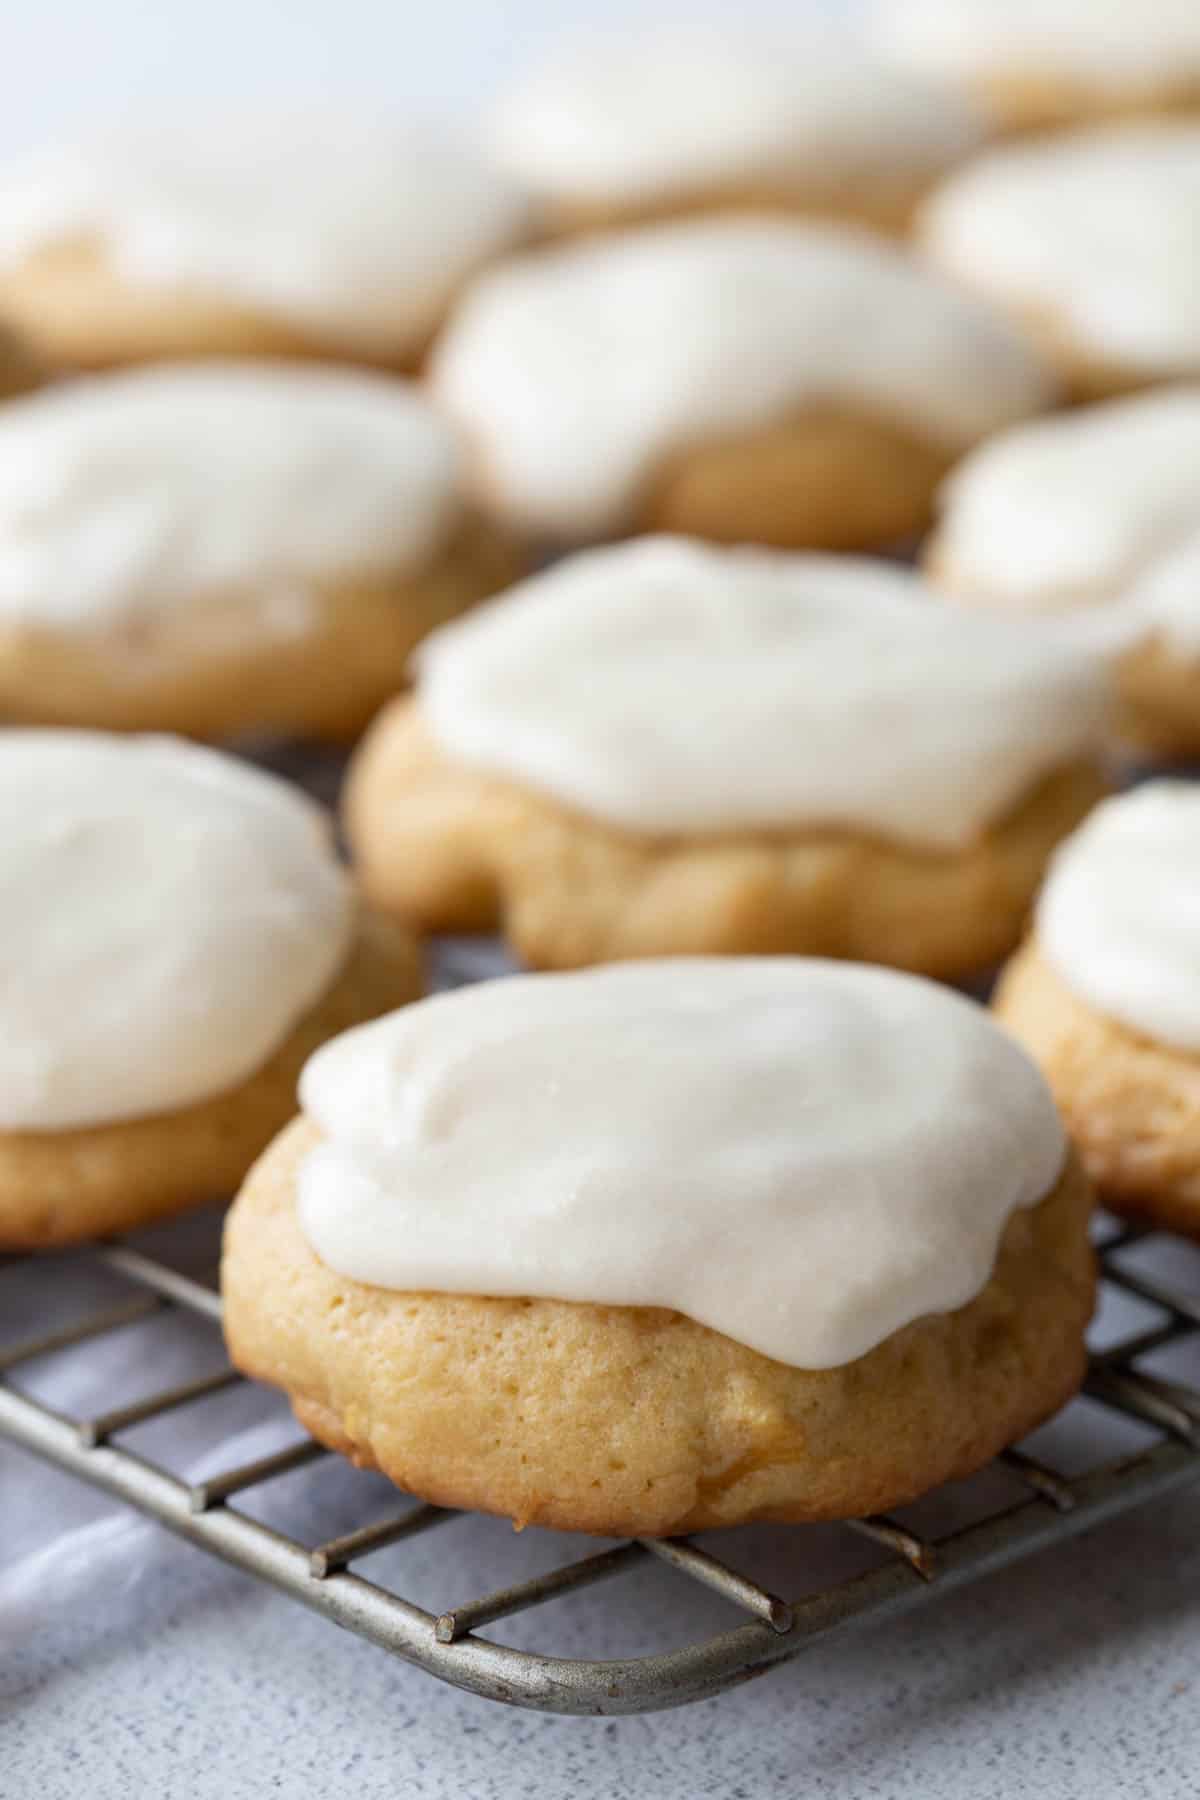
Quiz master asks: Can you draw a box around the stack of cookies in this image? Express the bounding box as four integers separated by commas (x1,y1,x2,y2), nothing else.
3,4,1198,1543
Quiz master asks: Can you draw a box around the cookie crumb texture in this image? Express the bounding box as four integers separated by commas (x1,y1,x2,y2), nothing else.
0,911,421,1248
345,701,1107,976
996,942,1200,1236
223,1121,1093,1535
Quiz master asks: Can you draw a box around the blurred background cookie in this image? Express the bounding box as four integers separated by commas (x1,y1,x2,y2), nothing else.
491,23,985,237
0,730,422,1247
223,959,1095,1535
925,387,1200,758
920,124,1200,398
0,361,523,739
996,784,1200,1238
431,216,1054,549
344,537,1108,975
0,319,42,399
0,121,532,371
870,0,1200,133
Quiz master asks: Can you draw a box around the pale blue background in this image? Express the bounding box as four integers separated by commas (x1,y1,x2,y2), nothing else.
1,0,836,154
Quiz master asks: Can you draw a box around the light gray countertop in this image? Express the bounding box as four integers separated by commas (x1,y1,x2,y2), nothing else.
5,1451,1200,1799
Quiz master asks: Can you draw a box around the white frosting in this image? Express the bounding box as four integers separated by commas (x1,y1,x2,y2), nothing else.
0,364,464,631
296,959,1066,1370
931,389,1200,655
0,731,353,1131
416,538,1104,850
922,126,1200,376
0,123,531,356
430,218,1052,538
492,26,982,207
872,0,1200,87
1038,783,1200,1052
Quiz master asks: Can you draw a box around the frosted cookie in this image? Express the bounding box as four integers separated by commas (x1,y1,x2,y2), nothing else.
926,388,1200,758
996,785,1200,1237
871,0,1200,133
0,732,421,1248
0,363,522,740
344,538,1108,974
0,123,532,371
223,959,1095,1535
491,25,985,237
921,125,1200,399
429,218,1053,549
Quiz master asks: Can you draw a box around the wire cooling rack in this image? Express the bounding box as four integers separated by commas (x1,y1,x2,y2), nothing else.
2,1222,1199,1715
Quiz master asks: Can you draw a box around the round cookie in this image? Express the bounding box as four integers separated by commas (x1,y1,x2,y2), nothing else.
0,362,522,740
429,217,1053,549
920,125,1200,400
490,25,985,237
925,387,1200,758
345,538,1108,975
0,123,532,372
222,959,1096,1536
0,731,422,1248
995,784,1200,1237
870,0,1200,133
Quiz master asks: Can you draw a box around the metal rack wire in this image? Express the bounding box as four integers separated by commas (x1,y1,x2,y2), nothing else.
2,1222,1199,1715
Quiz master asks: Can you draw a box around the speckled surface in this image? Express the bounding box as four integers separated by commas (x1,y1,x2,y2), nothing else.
3,1473,1200,1798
